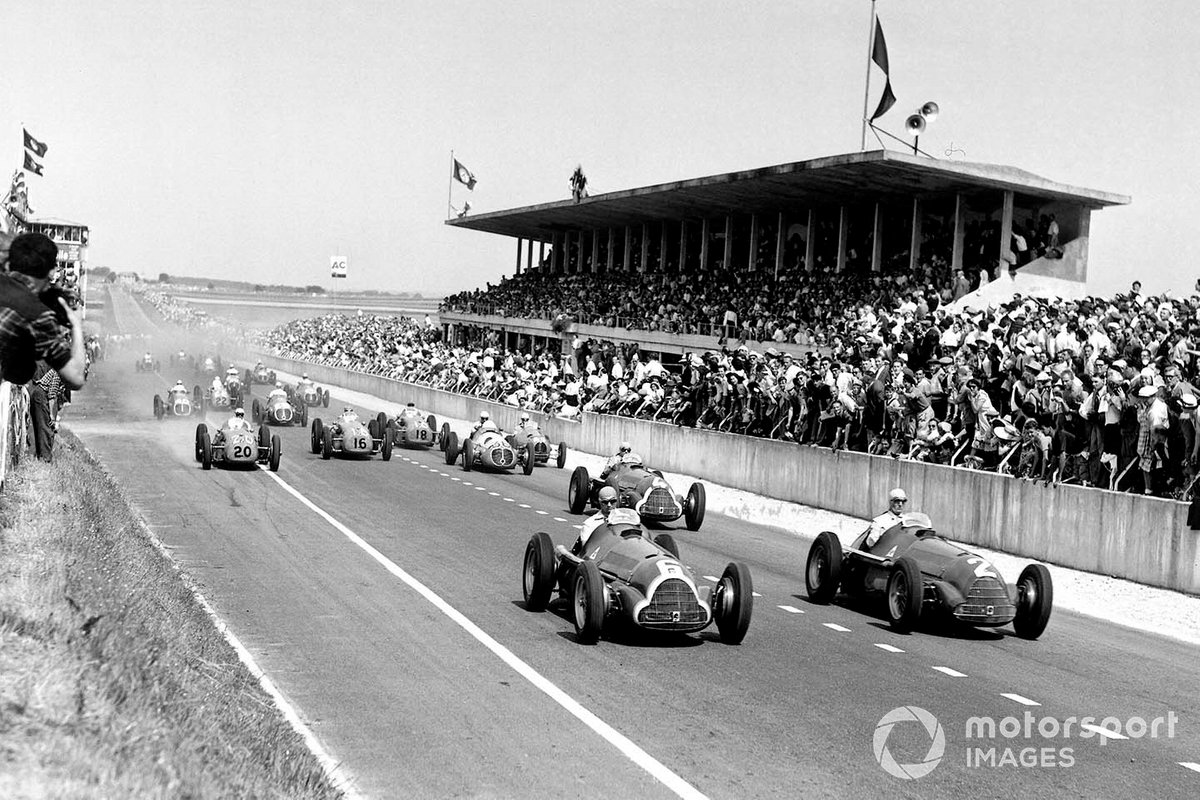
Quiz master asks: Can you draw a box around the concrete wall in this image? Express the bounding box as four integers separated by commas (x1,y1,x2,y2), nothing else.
254,351,1200,596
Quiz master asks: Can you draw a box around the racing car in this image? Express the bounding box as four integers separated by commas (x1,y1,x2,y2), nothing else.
170,350,195,370
804,512,1053,639
204,380,233,411
135,353,160,373
444,426,535,474
382,405,439,449
291,380,330,408
521,508,752,645
244,362,277,386
507,422,568,469
568,460,705,530
194,421,281,472
310,413,393,460
253,393,308,427
195,354,223,379
153,385,203,420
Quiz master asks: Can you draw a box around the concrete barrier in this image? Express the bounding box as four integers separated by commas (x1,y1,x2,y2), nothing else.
253,352,1200,596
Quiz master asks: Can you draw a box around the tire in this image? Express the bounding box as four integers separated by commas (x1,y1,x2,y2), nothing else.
269,435,281,472
556,442,568,469
298,404,308,428
376,412,388,434
153,394,163,420
322,429,333,460
381,427,393,461
684,482,706,531
201,432,212,470
258,424,270,452
523,443,535,475
653,533,680,559
1012,564,1053,640
252,399,262,423
714,562,753,645
244,369,252,386
322,389,330,408
153,362,160,373
194,423,207,462
193,386,202,407
368,419,381,442
568,466,590,514
572,560,606,644
443,432,458,465
886,556,924,633
462,441,473,471
439,422,450,452
805,531,843,604
427,414,437,433
522,532,556,612
310,418,324,454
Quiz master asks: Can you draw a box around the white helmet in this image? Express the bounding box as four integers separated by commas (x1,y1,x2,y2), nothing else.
889,488,909,503
234,407,245,417
618,441,632,454
519,412,530,422
343,406,354,414
175,380,184,387
276,382,283,389
480,411,490,421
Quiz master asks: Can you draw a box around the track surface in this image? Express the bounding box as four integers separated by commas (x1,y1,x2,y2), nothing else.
69,289,1200,798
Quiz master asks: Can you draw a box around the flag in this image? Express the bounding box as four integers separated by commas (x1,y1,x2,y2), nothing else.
453,159,476,190
871,20,890,74
868,20,896,121
23,129,47,158
23,151,43,176
870,80,896,121
8,171,25,202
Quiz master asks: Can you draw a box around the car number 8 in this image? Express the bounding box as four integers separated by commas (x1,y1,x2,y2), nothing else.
233,444,251,458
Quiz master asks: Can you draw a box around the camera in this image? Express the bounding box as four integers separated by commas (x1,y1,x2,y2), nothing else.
39,285,79,327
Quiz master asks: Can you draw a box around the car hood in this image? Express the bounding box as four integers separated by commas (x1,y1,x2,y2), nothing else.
905,537,1007,586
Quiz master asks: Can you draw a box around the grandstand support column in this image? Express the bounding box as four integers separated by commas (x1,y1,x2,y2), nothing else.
723,215,733,272
607,228,615,271
909,197,923,273
552,232,562,274
805,209,816,272
527,238,534,274
951,194,965,272
538,240,546,273
774,211,785,279
515,238,523,276
591,229,599,274
700,218,710,271
998,190,1014,273
640,223,649,274
871,203,883,272
660,223,669,272
748,214,759,272
623,226,632,273
836,206,847,273
679,220,688,273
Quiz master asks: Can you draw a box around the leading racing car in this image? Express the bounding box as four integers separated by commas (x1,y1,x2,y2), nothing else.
568,458,705,530
521,508,752,645
253,393,308,427
804,512,1053,639
444,426,535,474
194,420,281,472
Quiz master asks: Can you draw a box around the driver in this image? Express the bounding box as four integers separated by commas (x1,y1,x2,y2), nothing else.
517,412,532,429
862,488,910,551
337,406,360,429
225,407,251,432
267,381,288,402
210,375,225,394
298,373,314,391
599,441,632,480
142,351,153,364
572,486,620,554
225,365,240,383
168,380,188,401
473,410,498,433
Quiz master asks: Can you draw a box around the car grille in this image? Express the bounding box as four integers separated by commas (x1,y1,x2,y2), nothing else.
639,579,706,625
492,448,515,468
641,487,679,518
276,408,292,421
955,577,1016,623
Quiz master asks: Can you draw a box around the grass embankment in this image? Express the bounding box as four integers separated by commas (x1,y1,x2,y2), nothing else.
0,434,344,799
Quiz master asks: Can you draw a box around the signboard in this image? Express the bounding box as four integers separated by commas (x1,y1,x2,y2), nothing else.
331,255,347,278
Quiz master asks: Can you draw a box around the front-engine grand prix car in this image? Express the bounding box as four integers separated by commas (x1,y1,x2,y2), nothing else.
291,380,330,408
245,363,277,386
522,508,752,645
154,386,203,420
254,393,307,427
194,421,281,472
444,427,535,474
310,414,393,460
568,462,705,530
507,422,567,469
383,405,438,449
804,512,1053,638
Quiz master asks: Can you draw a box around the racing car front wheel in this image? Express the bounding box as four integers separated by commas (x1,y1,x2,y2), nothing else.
805,531,842,604
573,560,607,645
194,423,207,462
522,532,556,612
714,562,753,645
568,466,590,514
200,432,213,470
556,442,568,469
381,426,393,461
886,556,924,633
321,430,333,460
522,443,535,475
443,432,458,465
269,435,281,472
462,442,473,471
1012,564,1053,640
322,389,330,408
310,418,324,454
439,423,450,452
685,483,706,531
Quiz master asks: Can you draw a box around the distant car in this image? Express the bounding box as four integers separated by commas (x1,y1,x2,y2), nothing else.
194,421,281,472
568,462,705,530
521,508,752,645
443,426,534,474
804,512,1053,639
195,354,223,379
291,381,330,408
254,393,307,427
383,405,438,449
245,364,277,385
154,386,203,420
170,351,196,370
135,354,160,373
310,414,393,460
204,382,232,411
507,422,567,469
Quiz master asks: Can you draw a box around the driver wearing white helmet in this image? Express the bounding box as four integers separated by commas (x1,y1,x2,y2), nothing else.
297,373,314,391
473,410,497,433
226,407,251,431
863,488,910,550
338,405,359,426
168,379,188,400
517,412,531,429
267,381,288,402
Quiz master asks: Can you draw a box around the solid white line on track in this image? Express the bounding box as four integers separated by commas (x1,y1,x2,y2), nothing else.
778,605,804,614
931,666,967,678
1000,693,1041,706
1180,762,1200,774
703,575,720,583
874,644,905,653
1079,723,1128,741
258,467,708,800
823,623,851,633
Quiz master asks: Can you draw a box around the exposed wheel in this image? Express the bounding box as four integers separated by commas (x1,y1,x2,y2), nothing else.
573,560,606,645
522,443,535,475
194,423,207,462
201,432,212,470
381,427,393,461
714,562,753,645
886,556,924,633
439,422,451,451
310,418,324,454
684,482,706,531
153,394,163,420
376,412,388,434
321,429,333,459
298,404,307,428
462,441,473,471
368,419,381,441
556,442,568,469
568,466,590,514
153,362,160,373
1012,564,1053,640
252,399,262,423
805,531,843,604
322,389,330,408
269,435,281,472
427,414,437,433
244,369,252,386
653,533,680,559
443,431,458,465
258,424,270,451
522,532,556,612
193,386,202,407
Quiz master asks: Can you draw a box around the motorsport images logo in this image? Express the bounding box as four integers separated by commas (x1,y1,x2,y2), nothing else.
873,706,947,780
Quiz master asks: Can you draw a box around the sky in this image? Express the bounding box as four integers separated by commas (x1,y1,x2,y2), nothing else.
1,1,1197,299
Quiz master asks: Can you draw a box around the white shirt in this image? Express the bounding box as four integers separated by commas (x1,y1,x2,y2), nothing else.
579,511,609,547
865,510,904,548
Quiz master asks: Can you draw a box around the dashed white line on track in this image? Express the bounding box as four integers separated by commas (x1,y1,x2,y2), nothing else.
462,481,473,486
874,644,905,653
518,504,531,509
931,666,967,678
1179,762,1200,774
778,605,804,614
703,575,720,582
451,477,461,482
1001,693,1041,706
535,510,548,515
751,592,762,597
475,487,487,491
488,491,500,496
503,498,514,502
823,623,851,633
553,517,567,522
1079,724,1127,741
439,472,449,476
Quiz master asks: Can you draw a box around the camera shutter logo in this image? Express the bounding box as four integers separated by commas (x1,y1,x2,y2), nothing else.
873,706,945,779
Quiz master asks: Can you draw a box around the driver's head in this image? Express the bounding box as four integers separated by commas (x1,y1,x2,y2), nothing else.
618,441,631,455
598,486,619,512
888,487,909,512
275,382,283,389
519,412,530,424
343,406,354,415
479,411,490,422
234,408,245,418
302,373,308,379
175,380,184,387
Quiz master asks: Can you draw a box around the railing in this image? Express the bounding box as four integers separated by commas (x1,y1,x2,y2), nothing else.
0,381,30,491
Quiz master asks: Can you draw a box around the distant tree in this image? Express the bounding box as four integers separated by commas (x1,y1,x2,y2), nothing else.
105,272,118,283
206,282,215,290
253,284,264,293
158,273,171,283
305,285,326,294
90,266,112,280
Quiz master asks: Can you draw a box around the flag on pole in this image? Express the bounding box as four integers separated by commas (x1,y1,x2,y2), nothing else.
23,129,48,158
868,20,896,121
23,151,44,176
452,159,477,190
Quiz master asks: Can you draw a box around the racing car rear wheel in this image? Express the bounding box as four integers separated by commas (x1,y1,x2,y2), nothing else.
573,560,606,645
653,533,680,559
684,483,706,531
805,531,843,604
153,395,164,421
522,444,535,475
427,414,437,434
886,556,924,633
368,419,381,442
244,369,252,386
194,423,207,462
252,399,262,423
258,424,270,451
193,386,203,407
298,404,307,428
1012,564,1053,640
200,432,212,470
322,389,330,408
439,423,451,452
556,442,568,469
310,418,324,454
522,532,556,612
381,427,393,461
269,435,281,472
568,466,590,514
462,442,473,471
443,432,458,465
714,562,753,645
321,429,333,460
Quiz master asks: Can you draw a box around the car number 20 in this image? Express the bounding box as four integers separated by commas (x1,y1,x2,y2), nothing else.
232,444,252,458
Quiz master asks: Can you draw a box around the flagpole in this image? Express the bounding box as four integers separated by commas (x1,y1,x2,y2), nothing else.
860,0,878,151
447,150,454,219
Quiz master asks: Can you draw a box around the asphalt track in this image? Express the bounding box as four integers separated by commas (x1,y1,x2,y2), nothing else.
69,289,1200,799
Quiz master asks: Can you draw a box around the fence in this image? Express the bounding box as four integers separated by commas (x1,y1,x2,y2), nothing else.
0,381,30,491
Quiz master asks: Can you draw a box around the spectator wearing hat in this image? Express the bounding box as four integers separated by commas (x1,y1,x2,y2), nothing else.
1179,393,1200,489
1136,384,1170,494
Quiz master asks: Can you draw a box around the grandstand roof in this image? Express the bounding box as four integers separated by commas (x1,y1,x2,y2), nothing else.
447,149,1129,240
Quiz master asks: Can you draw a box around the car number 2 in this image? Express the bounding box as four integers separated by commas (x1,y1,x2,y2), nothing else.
965,557,997,579
232,444,252,458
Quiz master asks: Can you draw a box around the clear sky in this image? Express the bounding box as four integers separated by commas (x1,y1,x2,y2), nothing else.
1,1,1196,298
